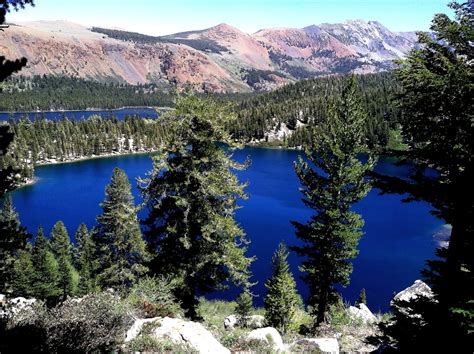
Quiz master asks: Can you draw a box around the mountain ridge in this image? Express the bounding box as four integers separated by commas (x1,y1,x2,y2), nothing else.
0,20,419,92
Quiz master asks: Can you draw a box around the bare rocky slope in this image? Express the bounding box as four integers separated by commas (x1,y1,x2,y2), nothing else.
0,20,418,92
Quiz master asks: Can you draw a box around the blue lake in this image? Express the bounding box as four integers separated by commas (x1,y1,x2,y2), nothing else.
0,107,159,121
11,147,442,312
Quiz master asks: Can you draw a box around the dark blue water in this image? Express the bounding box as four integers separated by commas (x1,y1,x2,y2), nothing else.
11,147,442,312
0,107,159,121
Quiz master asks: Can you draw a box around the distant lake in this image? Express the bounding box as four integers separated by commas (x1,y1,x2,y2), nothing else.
11,147,442,312
0,107,159,121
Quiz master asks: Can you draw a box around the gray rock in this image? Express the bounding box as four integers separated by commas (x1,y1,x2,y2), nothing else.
291,338,340,353
246,327,285,352
392,280,434,305
126,316,229,354
224,314,265,330
8,297,37,314
125,317,161,342
223,314,238,330
348,303,377,323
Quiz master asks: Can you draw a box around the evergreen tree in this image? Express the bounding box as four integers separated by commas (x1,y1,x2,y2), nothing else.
31,227,60,302
50,221,78,299
372,2,474,350
11,243,34,297
264,242,301,334
236,288,253,328
292,77,375,326
0,194,30,294
357,288,367,305
94,167,149,291
140,96,254,319
75,223,98,295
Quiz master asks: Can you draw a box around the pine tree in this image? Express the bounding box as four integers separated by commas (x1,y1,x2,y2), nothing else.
357,288,367,305
11,243,34,297
264,242,301,334
50,221,78,299
31,226,60,302
140,96,254,319
0,194,31,294
292,77,375,326
75,223,98,295
372,2,473,350
236,288,253,328
94,167,149,291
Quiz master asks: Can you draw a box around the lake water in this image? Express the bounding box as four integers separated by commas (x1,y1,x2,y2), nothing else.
11,147,442,311
0,107,159,121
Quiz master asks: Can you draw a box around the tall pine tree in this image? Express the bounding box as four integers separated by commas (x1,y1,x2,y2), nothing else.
140,96,254,319
11,243,34,297
74,223,98,295
264,242,301,334
372,2,473,350
292,77,375,326
31,226,60,302
50,221,78,299
94,167,149,291
0,194,30,294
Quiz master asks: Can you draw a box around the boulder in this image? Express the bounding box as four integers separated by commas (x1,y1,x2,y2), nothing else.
291,338,340,353
391,280,434,304
246,327,285,352
8,297,37,314
0,294,6,304
125,316,229,354
125,317,161,342
224,314,238,329
348,303,376,323
224,314,265,330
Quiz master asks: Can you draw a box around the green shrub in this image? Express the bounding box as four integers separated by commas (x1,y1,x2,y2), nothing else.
0,301,49,352
45,292,131,352
126,276,182,318
230,337,275,352
125,335,192,353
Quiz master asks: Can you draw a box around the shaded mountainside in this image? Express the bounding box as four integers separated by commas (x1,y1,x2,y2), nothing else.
0,20,418,92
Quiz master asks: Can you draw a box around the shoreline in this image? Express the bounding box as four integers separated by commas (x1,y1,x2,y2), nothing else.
0,106,173,115
35,150,158,167
15,150,158,189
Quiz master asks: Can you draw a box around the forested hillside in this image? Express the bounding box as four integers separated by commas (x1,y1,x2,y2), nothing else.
231,72,400,148
1,116,169,184
0,76,174,111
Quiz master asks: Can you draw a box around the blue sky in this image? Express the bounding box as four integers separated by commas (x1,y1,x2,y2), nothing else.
7,0,453,35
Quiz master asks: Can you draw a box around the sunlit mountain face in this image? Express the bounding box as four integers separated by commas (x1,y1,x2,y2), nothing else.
1,19,417,92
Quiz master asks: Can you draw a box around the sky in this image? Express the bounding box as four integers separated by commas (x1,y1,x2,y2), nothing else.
6,0,454,35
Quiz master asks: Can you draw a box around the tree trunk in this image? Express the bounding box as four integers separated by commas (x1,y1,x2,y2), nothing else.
181,277,199,320
316,286,328,326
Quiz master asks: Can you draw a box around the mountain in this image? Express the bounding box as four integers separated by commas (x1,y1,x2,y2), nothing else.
0,20,418,92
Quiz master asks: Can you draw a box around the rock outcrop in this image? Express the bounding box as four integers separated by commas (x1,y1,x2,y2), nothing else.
223,314,265,330
348,303,377,323
290,338,340,353
125,316,230,354
392,280,434,304
246,327,285,352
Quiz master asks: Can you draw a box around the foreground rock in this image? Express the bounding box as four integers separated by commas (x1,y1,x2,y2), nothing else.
224,314,265,330
290,338,340,353
0,296,38,318
392,280,434,304
125,316,230,354
348,303,377,323
246,327,285,352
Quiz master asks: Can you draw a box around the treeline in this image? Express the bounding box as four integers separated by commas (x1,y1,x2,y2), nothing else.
0,75,174,111
231,72,400,148
91,27,228,54
0,116,169,183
